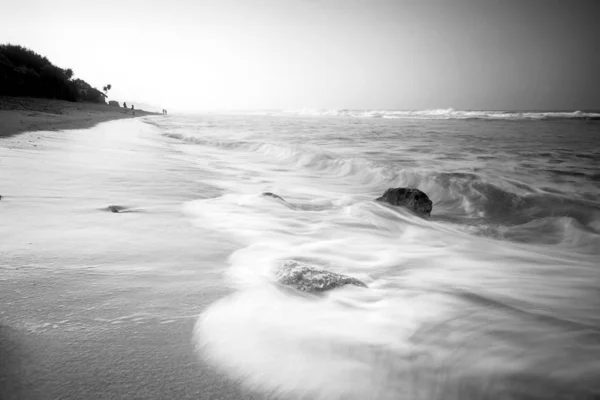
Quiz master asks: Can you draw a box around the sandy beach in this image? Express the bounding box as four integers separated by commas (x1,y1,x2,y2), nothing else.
0,116,262,399
0,96,157,138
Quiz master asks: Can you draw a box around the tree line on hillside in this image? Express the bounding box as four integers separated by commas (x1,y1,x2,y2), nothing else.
0,44,108,103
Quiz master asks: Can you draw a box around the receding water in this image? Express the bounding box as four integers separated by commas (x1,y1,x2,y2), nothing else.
164,113,599,400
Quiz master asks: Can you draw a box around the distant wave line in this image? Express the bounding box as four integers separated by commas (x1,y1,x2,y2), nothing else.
277,108,600,120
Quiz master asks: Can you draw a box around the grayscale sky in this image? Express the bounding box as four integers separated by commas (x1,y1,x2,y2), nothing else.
2,0,599,111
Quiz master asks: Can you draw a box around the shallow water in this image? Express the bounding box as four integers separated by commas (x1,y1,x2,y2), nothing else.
170,114,600,400
0,120,253,399
2,115,600,399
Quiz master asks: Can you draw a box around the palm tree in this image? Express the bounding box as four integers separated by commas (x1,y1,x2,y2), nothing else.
103,84,112,95
65,68,73,79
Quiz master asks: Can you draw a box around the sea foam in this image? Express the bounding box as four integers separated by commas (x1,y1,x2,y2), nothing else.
156,113,600,399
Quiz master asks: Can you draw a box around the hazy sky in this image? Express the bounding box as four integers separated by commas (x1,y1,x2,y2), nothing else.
2,0,599,111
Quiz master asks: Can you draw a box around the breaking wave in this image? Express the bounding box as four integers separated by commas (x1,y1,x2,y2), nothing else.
280,108,600,120
164,130,600,242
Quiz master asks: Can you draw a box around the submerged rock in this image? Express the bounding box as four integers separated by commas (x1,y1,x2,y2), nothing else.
261,192,298,211
104,205,142,213
262,192,286,202
376,188,433,217
276,260,367,293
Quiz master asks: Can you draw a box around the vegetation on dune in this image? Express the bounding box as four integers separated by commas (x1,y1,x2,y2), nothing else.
0,44,106,103
73,78,107,103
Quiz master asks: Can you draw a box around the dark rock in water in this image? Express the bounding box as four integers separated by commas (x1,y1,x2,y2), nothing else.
262,192,286,202
105,205,141,213
376,188,433,217
276,260,367,293
261,192,298,210
105,205,145,213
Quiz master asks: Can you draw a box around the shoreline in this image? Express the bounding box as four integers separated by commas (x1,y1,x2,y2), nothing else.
0,119,262,400
0,96,160,138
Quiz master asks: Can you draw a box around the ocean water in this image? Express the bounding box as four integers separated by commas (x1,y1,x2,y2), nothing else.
157,112,600,400
2,111,599,399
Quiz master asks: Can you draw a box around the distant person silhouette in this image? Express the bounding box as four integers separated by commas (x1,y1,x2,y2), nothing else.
131,104,135,116
123,102,127,112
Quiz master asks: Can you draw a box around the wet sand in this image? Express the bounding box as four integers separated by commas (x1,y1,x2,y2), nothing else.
0,120,263,399
0,96,157,138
